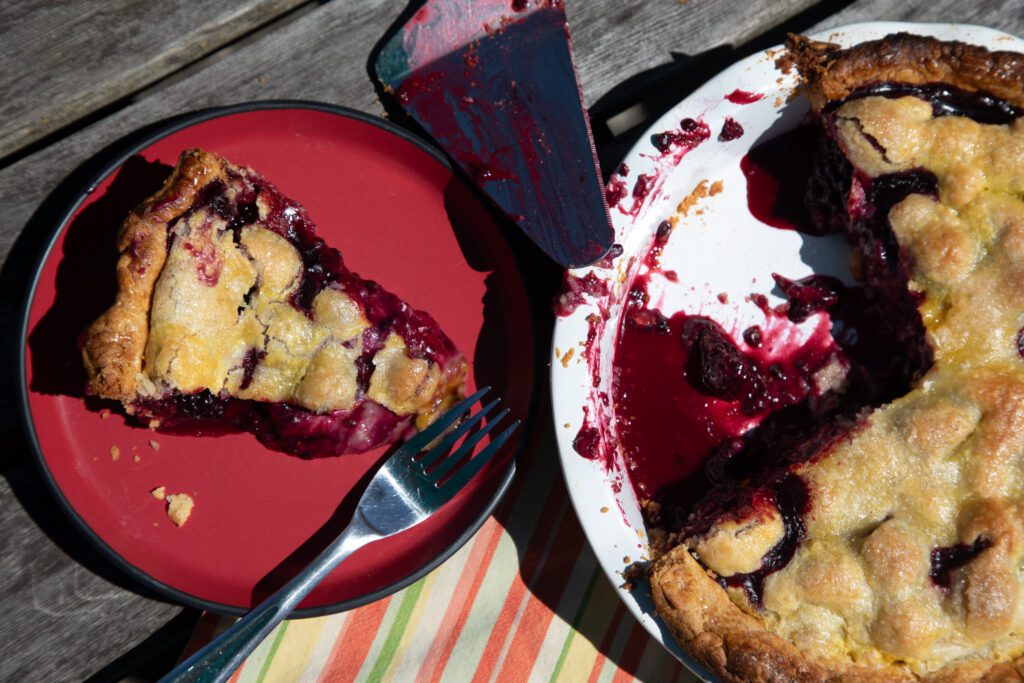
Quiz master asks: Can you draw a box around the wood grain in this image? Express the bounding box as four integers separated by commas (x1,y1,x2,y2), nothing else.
0,0,822,270
814,0,1024,34
2,0,1024,681
568,0,819,108
0,0,306,158
0,463,191,682
0,2,823,680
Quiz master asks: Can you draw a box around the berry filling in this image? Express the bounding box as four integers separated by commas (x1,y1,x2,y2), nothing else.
930,537,993,589
135,391,407,458
716,474,809,606
718,117,744,141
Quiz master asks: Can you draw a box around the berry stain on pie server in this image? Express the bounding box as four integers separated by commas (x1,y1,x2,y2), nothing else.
81,149,467,458
374,0,615,268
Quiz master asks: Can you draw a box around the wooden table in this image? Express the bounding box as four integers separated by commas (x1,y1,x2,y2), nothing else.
1,1,1020,680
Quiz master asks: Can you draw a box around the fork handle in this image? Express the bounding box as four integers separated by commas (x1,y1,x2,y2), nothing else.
161,512,379,683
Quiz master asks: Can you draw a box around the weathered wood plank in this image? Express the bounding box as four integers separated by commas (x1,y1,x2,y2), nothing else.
813,0,1024,35
0,0,820,273
4,1,1024,680
0,0,307,158
568,0,820,111
0,463,193,682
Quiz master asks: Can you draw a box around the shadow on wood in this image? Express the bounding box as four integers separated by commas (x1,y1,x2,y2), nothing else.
0,111,220,595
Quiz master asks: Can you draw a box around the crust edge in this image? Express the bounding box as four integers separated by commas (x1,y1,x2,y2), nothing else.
650,546,901,683
81,149,226,402
785,32,1024,113
651,546,1024,681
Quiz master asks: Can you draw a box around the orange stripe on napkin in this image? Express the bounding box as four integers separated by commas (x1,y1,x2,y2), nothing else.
470,496,569,683
495,512,586,680
317,596,392,682
418,517,506,683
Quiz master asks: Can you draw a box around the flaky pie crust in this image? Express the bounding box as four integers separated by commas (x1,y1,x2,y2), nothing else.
786,32,1024,112
82,150,223,401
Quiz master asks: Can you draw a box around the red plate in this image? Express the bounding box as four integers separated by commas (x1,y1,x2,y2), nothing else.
20,102,536,615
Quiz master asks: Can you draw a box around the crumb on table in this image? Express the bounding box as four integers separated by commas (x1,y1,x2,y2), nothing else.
149,439,161,451
150,486,166,500
109,446,120,461
165,493,195,527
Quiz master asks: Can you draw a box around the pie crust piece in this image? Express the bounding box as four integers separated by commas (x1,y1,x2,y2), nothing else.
83,149,466,456
787,32,1024,112
650,34,1024,681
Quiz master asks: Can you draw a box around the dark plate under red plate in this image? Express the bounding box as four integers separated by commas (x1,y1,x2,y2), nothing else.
19,102,536,616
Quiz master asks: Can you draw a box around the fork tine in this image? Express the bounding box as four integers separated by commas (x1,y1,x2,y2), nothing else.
396,387,490,457
438,421,520,492
429,408,510,482
418,398,501,469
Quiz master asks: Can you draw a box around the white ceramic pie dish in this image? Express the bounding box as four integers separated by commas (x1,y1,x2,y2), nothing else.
550,21,1024,678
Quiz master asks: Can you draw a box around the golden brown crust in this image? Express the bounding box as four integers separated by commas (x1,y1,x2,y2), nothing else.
82,149,226,401
786,32,1024,112
651,547,907,683
652,547,1024,682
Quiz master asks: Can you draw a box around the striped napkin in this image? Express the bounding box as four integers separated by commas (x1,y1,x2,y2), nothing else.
180,427,698,682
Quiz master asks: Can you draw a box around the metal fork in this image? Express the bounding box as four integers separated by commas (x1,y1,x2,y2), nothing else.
161,387,518,683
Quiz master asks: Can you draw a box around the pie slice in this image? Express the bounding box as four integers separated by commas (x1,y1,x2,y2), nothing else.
82,149,467,457
648,34,1024,680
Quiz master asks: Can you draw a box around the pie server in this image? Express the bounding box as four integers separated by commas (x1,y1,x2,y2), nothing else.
374,0,615,268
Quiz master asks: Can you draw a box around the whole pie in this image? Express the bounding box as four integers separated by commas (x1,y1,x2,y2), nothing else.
82,149,466,457
648,34,1024,680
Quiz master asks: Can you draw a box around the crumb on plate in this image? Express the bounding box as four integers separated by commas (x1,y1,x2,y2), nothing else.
166,493,194,527
150,486,166,500
676,179,711,217
110,446,120,461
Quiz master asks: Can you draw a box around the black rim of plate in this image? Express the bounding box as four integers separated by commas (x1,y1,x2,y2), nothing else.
17,100,535,618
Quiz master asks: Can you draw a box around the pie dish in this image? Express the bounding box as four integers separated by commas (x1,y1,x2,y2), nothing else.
82,148,467,457
647,33,1024,680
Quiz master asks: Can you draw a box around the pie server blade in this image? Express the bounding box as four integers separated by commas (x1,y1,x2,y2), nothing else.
374,0,615,268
